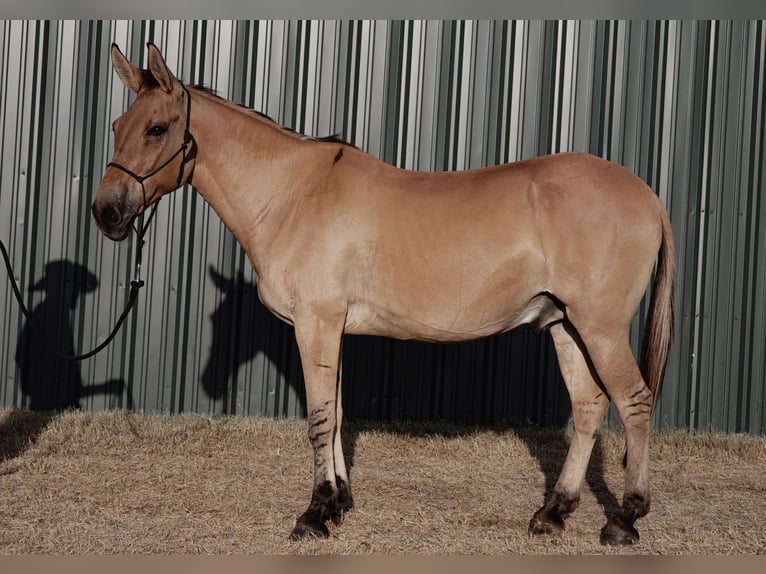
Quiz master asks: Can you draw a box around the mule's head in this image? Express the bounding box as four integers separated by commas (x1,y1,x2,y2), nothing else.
92,43,194,241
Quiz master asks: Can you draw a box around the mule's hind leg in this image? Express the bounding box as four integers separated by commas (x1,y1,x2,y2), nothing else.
529,321,610,536
330,348,354,525
576,329,654,545
290,314,345,540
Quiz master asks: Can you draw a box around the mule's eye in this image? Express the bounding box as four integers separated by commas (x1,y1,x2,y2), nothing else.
146,124,167,137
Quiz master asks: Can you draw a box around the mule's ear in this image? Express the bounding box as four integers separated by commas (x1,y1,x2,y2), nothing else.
146,42,176,93
209,265,232,292
111,43,142,93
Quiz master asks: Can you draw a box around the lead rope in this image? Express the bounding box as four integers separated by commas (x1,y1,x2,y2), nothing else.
0,226,149,362
1,84,195,362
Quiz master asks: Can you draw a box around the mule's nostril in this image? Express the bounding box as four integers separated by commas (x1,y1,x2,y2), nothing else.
102,205,122,227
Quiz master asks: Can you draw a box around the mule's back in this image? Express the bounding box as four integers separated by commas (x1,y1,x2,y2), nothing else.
326,151,663,340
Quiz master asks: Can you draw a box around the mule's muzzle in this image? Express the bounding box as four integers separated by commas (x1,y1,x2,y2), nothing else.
92,192,137,242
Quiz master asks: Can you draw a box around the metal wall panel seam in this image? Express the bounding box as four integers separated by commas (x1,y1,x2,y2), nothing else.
689,20,716,428
658,20,691,428
738,22,757,432
750,21,766,432
741,21,765,432
701,20,734,430
743,20,764,433
20,23,42,410
727,21,752,431
0,22,9,403
714,21,745,431
0,22,20,406
697,20,726,429
729,21,756,431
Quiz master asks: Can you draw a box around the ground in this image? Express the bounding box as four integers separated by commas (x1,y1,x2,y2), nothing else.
0,408,764,554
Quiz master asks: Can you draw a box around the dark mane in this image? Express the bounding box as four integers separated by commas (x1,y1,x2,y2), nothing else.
188,84,354,148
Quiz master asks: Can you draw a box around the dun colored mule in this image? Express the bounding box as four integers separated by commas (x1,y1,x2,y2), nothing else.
93,43,675,545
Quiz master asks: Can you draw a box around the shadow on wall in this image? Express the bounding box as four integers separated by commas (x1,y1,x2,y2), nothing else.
200,266,307,416
199,265,621,518
1,260,129,463
200,264,573,425
14,260,129,411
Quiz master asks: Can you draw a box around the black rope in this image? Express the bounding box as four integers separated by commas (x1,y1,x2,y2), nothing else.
0,232,148,362
2,83,194,363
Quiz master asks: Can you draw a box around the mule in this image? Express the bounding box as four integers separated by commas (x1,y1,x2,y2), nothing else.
92,43,675,545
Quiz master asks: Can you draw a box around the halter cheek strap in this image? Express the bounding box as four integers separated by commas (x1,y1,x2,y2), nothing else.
107,84,197,238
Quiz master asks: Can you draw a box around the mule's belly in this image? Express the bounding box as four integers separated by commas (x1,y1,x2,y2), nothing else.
344,291,562,341
343,247,559,342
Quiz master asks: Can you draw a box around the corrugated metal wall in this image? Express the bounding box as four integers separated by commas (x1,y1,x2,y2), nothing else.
1,20,764,433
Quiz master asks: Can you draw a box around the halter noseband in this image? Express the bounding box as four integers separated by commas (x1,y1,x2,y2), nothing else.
107,84,197,237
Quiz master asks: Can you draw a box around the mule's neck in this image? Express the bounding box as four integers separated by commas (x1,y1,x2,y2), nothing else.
186,88,307,272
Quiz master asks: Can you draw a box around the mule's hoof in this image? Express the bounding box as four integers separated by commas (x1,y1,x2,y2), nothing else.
330,508,346,526
600,518,639,545
330,498,353,526
289,519,330,541
331,489,354,525
528,509,565,536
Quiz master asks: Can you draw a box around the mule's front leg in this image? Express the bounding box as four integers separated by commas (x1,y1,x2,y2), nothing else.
290,315,345,540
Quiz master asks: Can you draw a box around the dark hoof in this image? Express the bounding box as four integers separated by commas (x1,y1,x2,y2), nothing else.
330,508,347,526
600,518,640,545
331,478,354,526
330,500,352,526
528,508,565,536
289,518,330,541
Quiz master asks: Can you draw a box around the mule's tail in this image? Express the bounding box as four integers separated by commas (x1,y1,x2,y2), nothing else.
621,204,675,468
640,205,676,414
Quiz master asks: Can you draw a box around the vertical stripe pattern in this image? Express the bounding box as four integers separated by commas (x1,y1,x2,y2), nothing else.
1,20,765,433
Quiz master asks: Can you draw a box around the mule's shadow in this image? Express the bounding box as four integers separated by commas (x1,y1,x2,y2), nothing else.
512,426,621,520
2,260,129,465
200,265,620,520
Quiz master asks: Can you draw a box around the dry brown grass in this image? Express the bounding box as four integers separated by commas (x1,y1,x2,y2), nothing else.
0,407,764,554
